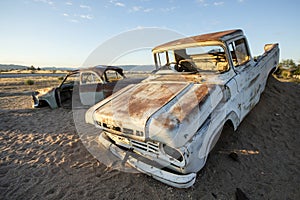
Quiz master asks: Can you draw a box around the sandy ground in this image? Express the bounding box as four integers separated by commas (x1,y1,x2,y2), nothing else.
0,76,299,200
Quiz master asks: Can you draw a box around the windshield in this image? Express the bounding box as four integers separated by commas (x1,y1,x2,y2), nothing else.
155,45,229,73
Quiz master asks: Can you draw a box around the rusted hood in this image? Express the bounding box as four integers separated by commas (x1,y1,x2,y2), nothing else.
91,80,223,146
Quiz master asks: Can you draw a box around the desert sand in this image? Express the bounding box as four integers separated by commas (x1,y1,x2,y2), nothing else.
0,76,299,199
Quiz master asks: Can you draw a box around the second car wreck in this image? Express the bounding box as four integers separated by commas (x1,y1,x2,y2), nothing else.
32,65,142,109
85,29,279,188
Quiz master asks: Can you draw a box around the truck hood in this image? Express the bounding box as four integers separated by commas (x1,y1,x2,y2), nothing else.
87,80,223,147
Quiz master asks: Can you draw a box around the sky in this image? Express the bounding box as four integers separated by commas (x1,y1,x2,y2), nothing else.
0,0,299,68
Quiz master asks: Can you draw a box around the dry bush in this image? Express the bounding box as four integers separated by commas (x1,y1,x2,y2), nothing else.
24,79,34,85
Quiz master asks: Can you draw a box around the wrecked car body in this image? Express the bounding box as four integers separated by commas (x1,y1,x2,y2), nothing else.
32,65,137,109
85,30,280,188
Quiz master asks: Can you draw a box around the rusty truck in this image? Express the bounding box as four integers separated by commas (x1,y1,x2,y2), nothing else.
85,29,279,188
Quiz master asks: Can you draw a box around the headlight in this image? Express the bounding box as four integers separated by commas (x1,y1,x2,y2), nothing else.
162,144,183,162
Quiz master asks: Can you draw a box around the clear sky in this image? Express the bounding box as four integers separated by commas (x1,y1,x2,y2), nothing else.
0,0,299,68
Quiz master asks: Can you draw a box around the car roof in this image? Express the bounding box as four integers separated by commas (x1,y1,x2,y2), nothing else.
68,65,124,76
152,29,243,52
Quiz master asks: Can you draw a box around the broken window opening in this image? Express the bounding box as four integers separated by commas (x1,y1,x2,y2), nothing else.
81,72,102,84
105,70,124,83
229,38,250,67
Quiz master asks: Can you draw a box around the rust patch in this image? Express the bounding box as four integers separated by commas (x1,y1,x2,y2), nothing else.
153,29,242,52
148,74,203,83
152,84,210,129
193,85,209,102
178,84,209,118
160,115,180,130
128,83,188,119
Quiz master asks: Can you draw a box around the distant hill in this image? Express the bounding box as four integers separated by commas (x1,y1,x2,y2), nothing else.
0,64,77,71
117,65,156,72
42,67,77,71
0,64,154,72
0,64,28,70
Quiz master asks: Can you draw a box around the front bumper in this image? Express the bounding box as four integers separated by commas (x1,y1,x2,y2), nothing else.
99,133,196,188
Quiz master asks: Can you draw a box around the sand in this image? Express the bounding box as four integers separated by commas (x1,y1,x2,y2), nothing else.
0,76,299,199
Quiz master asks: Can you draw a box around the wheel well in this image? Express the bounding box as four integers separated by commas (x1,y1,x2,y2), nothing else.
225,112,240,131
269,66,278,76
208,119,235,157
39,100,50,107
271,67,277,74
224,120,235,131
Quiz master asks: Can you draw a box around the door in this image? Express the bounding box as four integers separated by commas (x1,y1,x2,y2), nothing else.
79,72,104,106
229,38,261,119
58,73,79,108
102,69,124,98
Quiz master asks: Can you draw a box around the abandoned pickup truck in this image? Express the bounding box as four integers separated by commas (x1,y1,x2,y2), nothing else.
85,29,279,188
32,65,133,109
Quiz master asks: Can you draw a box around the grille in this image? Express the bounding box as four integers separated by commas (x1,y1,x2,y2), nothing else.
97,121,143,137
105,132,159,155
104,132,185,168
130,139,159,154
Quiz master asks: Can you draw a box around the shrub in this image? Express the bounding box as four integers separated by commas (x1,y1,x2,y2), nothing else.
58,76,64,81
281,71,290,79
293,67,300,75
24,79,34,85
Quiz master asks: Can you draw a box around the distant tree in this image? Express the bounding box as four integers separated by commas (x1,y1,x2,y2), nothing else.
275,59,300,79
37,67,41,70
278,59,296,69
294,66,300,75
29,65,36,70
276,59,295,75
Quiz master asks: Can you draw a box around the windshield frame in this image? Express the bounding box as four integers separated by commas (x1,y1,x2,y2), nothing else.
153,41,230,74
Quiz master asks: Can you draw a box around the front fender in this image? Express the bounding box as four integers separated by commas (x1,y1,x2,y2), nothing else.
37,88,58,109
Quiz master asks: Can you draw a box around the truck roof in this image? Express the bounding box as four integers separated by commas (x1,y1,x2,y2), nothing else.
152,29,243,52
